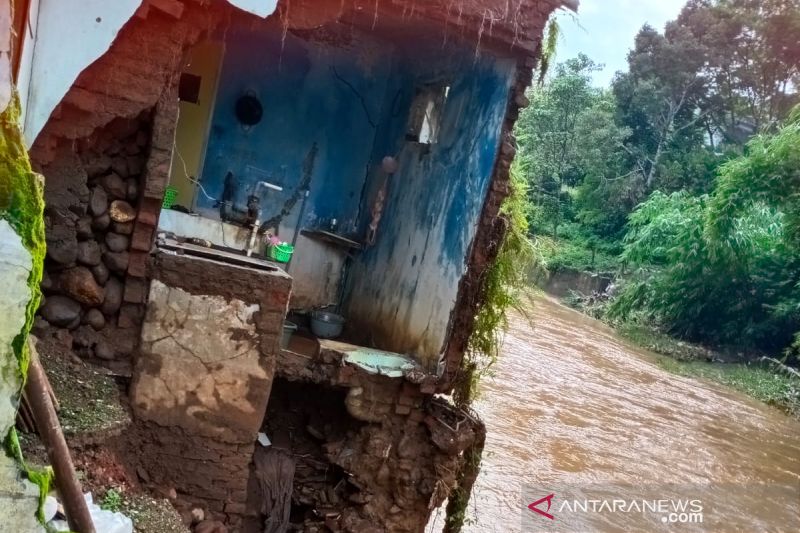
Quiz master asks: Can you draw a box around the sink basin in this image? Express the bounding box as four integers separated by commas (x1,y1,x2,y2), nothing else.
159,237,282,273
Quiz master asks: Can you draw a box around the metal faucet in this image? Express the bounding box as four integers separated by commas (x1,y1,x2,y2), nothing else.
245,180,283,257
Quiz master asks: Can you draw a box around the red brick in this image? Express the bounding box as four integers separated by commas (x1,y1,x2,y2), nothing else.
124,277,148,303
131,222,155,252
127,250,149,277
137,197,162,227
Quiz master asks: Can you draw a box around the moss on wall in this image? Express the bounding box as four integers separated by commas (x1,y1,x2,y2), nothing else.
0,95,46,382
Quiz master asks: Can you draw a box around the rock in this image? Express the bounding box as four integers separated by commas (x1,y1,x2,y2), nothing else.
94,340,115,360
84,154,112,178
105,233,129,253
66,314,81,331
76,216,93,240
191,508,205,524
42,146,90,211
85,309,105,330
40,271,56,293
103,251,129,274
40,296,81,327
127,156,144,175
194,520,227,533
61,267,105,306
136,130,149,147
101,277,123,315
101,173,127,200
92,212,111,231
54,328,74,348
89,186,108,216
46,224,78,265
126,179,139,202
109,200,136,223
112,221,134,235
31,316,50,337
72,325,98,348
111,156,129,177
76,240,102,266
91,263,110,285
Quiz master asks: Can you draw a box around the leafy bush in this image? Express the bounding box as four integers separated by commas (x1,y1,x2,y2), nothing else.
609,186,800,352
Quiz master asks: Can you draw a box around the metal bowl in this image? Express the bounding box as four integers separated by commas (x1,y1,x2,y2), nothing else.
311,310,345,339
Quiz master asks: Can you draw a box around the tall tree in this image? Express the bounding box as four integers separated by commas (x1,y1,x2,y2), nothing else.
516,54,600,238
674,0,800,144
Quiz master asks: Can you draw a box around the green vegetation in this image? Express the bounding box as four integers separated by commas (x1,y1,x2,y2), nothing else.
0,95,46,379
1,95,49,525
516,0,800,410
456,161,542,407
655,358,800,417
100,488,123,513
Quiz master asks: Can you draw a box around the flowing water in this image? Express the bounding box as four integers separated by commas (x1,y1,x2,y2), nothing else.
447,295,800,532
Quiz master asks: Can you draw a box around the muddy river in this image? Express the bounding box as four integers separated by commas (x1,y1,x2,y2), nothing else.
431,296,800,532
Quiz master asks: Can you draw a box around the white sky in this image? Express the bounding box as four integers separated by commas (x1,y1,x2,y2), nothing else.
556,0,688,87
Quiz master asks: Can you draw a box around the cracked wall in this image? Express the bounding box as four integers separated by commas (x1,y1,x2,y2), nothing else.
133,279,265,441
130,250,292,527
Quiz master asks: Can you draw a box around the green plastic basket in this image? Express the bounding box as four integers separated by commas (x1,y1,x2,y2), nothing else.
268,243,294,263
162,186,178,209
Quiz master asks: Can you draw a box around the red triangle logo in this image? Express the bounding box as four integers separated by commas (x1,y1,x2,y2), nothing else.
528,493,555,520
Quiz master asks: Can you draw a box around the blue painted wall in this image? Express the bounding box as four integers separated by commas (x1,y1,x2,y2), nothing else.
343,46,516,371
199,22,515,370
198,25,392,233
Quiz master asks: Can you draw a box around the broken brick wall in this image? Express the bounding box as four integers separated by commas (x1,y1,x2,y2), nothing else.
27,2,231,369
243,349,481,532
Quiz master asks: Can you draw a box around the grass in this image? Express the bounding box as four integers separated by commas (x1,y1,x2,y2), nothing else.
536,233,619,274
655,357,800,417
616,323,714,361
616,323,800,418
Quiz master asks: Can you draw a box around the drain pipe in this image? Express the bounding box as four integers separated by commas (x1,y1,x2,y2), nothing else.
285,188,309,272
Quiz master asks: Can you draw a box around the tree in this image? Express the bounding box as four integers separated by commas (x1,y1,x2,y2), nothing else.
516,54,600,238
610,111,800,352
674,0,800,144
612,24,709,195
572,92,634,239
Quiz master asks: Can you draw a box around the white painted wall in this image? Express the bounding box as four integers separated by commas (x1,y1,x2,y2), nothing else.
228,0,279,17
19,0,279,147
23,0,143,146
15,0,41,127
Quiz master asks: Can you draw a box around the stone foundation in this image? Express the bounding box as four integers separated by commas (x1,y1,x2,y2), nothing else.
33,113,153,372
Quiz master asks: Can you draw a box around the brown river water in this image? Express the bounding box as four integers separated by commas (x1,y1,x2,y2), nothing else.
430,296,800,533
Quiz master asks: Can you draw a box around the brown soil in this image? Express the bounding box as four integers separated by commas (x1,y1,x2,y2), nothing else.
19,335,188,532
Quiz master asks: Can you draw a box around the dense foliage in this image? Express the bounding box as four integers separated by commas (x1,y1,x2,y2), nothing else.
518,0,800,358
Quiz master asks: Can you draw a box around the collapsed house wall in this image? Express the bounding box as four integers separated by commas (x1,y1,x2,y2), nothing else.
343,43,516,372
261,342,482,532
20,1,565,531
28,2,233,367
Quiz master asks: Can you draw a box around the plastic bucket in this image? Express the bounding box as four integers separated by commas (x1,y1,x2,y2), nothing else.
281,321,298,349
269,243,294,263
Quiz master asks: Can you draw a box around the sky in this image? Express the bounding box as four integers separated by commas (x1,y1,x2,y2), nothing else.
556,0,688,87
